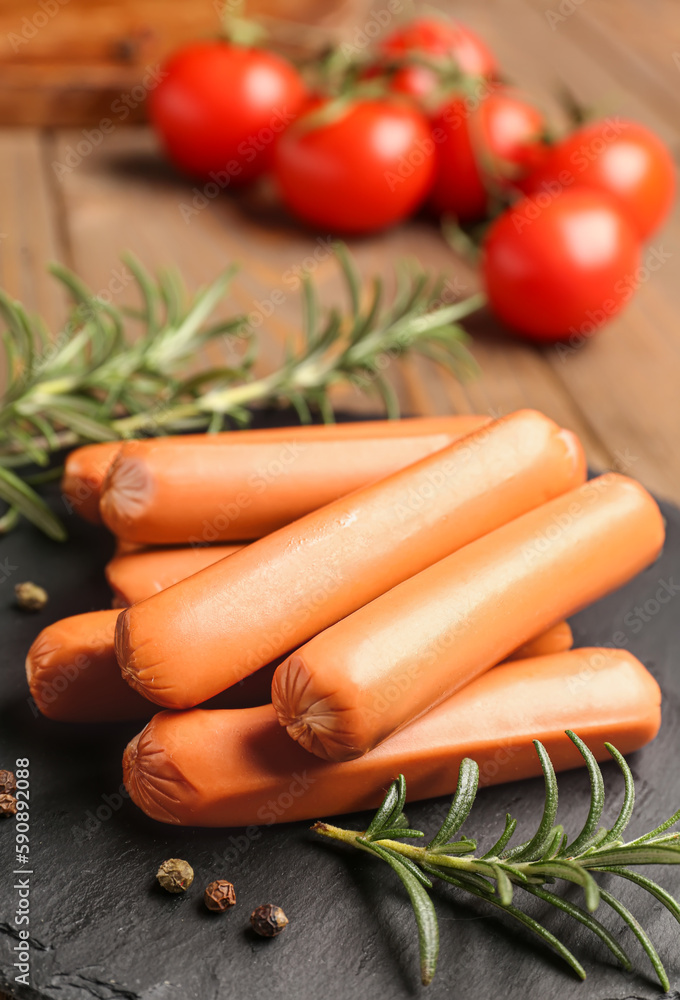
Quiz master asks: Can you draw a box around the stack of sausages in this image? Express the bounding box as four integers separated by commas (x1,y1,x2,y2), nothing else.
26,411,665,827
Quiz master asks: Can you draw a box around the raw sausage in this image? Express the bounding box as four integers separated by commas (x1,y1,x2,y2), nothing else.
273,474,664,761
99,415,490,543
116,411,585,708
123,648,661,826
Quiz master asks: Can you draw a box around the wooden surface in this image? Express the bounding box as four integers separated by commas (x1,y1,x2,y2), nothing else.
0,0,679,504
0,0,354,124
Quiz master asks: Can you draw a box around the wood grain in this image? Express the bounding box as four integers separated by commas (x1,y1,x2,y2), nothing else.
0,0,678,510
0,0,361,125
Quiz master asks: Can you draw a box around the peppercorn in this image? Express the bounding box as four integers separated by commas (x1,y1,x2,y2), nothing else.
14,582,48,612
0,770,16,795
0,794,17,817
204,880,236,912
156,858,194,893
250,903,289,937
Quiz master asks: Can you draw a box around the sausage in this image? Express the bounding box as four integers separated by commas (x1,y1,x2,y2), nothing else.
26,604,572,723
123,648,661,826
115,410,586,708
26,610,276,723
106,544,244,607
106,549,571,645
26,608,572,723
505,620,573,660
27,610,151,722
272,473,664,761
64,418,488,530
99,415,490,543
62,442,122,524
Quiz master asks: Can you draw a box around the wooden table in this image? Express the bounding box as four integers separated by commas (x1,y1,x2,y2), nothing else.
0,0,679,514
0,9,678,997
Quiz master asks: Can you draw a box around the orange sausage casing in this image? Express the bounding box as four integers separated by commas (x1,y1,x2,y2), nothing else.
27,610,152,722
123,648,661,827
106,545,571,654
106,544,243,607
273,473,664,762
62,442,122,524
26,610,277,723
505,621,573,660
116,410,586,709
99,415,490,543
25,608,571,723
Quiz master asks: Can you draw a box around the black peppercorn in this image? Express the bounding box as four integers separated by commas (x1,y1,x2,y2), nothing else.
156,858,194,893
204,880,236,912
250,903,288,937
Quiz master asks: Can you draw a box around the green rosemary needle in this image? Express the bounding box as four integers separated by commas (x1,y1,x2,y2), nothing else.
313,731,680,988
0,244,482,540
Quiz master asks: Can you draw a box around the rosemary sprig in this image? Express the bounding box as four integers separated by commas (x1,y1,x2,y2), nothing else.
0,245,482,540
313,731,680,988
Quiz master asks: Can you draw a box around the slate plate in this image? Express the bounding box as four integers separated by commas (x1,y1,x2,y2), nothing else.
1,443,680,1000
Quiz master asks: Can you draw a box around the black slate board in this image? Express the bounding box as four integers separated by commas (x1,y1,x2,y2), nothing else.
1,448,680,1000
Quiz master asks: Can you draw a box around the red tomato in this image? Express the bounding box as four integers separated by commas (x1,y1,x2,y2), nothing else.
483,188,641,343
273,99,435,234
148,41,306,183
523,119,675,239
379,17,497,88
429,91,549,221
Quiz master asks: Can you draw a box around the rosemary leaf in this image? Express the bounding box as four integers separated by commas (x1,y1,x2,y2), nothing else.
313,732,680,988
427,758,479,848
562,731,605,856
599,888,670,991
0,466,67,541
0,247,482,539
360,839,439,986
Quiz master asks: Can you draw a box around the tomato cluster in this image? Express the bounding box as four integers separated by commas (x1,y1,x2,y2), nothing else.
148,16,674,344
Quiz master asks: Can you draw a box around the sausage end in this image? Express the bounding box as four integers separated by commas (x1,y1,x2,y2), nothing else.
123,716,192,825
100,449,154,537
272,655,364,762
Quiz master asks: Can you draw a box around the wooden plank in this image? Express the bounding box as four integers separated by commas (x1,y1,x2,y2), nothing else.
0,127,69,391
525,0,680,130
0,0,366,125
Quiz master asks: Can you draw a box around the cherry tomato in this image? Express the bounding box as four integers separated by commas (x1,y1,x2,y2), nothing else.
273,99,435,234
378,17,497,98
429,90,549,221
523,119,675,239
149,41,306,183
483,188,641,343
